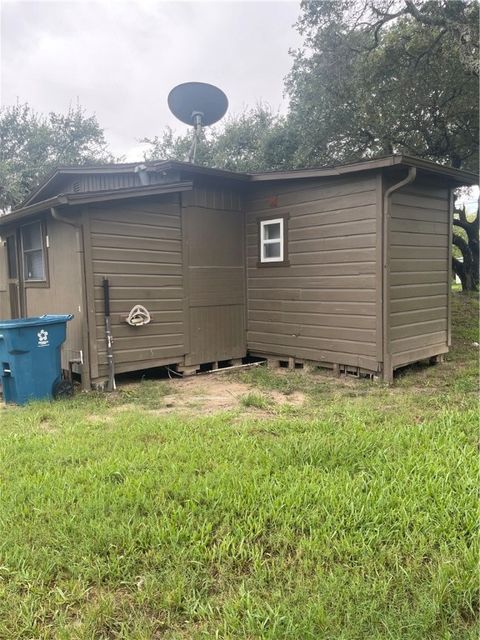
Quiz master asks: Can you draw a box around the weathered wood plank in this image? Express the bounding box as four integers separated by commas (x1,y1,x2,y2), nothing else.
390,283,446,299
390,306,446,326
249,320,376,343
391,318,447,340
248,262,375,278
189,267,244,307
390,271,448,286
247,341,378,371
249,287,377,303
390,294,447,313
92,260,181,275
247,330,376,357
248,310,375,329
290,219,376,242
249,299,376,316
91,244,180,262
249,274,376,290
97,343,185,365
391,331,447,354
95,321,183,338
390,218,448,236
390,246,445,260
91,228,181,247
391,232,448,247
247,192,377,222
93,274,182,288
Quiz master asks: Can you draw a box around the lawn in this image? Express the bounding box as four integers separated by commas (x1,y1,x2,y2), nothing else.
0,292,478,639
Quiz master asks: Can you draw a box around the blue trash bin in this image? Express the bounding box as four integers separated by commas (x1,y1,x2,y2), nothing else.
0,314,73,405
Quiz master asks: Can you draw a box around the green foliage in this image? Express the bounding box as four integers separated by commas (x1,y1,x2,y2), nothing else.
286,0,479,170
143,2,478,175
0,103,113,210
240,391,271,409
0,292,477,638
143,104,294,172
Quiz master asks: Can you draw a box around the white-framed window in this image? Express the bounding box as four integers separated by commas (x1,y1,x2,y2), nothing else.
21,221,46,281
260,218,284,263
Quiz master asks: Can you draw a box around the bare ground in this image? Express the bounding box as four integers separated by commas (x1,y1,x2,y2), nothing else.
111,368,307,416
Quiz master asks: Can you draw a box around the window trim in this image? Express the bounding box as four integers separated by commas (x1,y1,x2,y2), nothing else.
20,219,50,288
5,233,18,280
257,213,289,267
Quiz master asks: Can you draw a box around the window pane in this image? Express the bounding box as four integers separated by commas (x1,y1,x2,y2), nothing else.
264,222,281,240
22,223,42,251
264,242,281,259
6,236,17,279
24,250,45,280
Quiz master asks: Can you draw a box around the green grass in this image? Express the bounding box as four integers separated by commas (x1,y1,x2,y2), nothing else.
240,392,272,410
0,292,478,639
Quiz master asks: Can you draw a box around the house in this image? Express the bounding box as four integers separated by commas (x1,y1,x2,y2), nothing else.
0,155,476,386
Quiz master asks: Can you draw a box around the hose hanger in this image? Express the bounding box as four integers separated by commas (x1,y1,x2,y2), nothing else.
125,305,151,327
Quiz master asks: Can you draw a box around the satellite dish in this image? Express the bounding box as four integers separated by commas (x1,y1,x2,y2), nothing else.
167,82,228,163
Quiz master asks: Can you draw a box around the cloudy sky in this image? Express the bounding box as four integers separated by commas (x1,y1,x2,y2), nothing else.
1,0,302,159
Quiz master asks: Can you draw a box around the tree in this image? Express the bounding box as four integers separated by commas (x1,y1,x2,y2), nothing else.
142,104,293,172
0,103,113,210
286,0,479,171
452,202,479,291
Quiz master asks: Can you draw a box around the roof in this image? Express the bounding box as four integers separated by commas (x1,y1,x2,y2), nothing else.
19,159,249,208
2,154,476,228
0,181,193,227
250,155,478,185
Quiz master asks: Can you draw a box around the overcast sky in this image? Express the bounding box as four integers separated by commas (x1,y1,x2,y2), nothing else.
1,0,302,160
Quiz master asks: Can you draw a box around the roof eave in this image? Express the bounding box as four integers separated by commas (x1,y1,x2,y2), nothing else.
0,181,193,228
249,156,398,182
20,159,249,207
398,155,478,185
249,154,477,186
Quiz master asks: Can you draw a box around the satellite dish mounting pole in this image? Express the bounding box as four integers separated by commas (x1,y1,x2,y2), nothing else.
167,82,228,165
188,111,204,163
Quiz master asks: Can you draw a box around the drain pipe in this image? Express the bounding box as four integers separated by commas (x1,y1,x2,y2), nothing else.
382,167,417,383
50,207,91,390
134,164,150,186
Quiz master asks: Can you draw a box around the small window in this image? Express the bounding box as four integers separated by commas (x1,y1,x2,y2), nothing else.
260,218,284,263
21,222,46,282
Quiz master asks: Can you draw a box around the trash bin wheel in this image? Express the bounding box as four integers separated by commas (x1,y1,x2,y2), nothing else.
53,379,74,400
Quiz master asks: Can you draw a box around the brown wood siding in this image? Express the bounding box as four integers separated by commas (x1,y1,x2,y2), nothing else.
87,195,185,378
182,186,246,366
389,180,450,368
246,173,381,371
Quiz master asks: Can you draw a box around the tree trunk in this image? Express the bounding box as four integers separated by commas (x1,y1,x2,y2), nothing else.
452,203,479,292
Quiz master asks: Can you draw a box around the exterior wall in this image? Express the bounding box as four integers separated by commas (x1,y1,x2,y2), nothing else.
388,177,450,369
245,173,381,372
84,194,185,380
181,185,246,366
23,216,84,369
0,243,9,320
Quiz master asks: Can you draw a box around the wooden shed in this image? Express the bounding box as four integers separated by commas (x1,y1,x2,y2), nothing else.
0,155,475,385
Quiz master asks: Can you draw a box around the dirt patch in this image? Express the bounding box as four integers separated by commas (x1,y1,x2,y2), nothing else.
150,376,251,414
103,371,307,417
269,390,305,406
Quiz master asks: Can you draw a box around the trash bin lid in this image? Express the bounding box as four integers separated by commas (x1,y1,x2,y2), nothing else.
0,314,73,329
